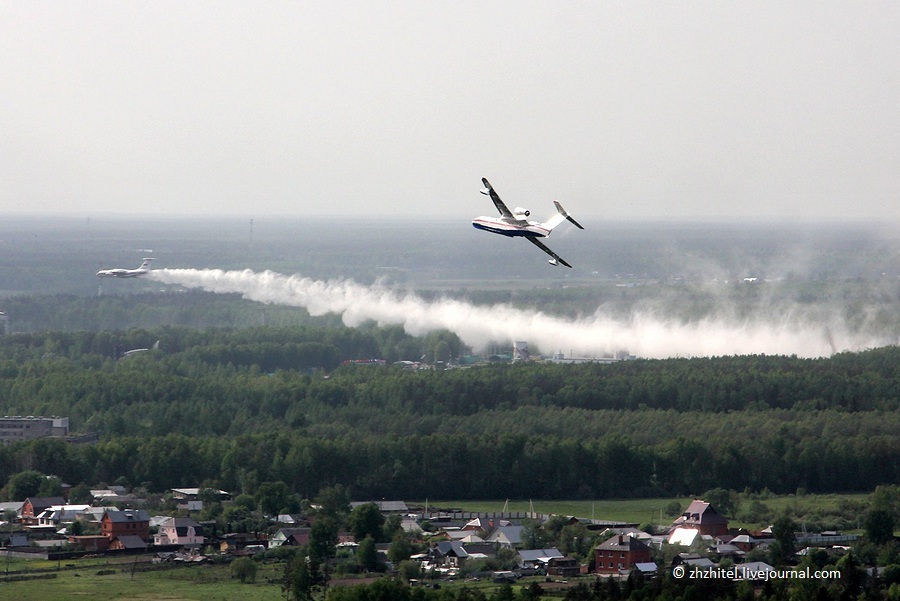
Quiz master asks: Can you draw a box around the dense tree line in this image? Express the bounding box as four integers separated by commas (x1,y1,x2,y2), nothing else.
2,327,899,416
0,325,898,499
0,422,895,501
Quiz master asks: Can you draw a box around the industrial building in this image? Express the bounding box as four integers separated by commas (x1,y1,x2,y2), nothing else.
0,416,69,445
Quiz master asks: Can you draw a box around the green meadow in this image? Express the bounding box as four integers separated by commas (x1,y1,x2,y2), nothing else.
1,559,287,601
420,492,871,531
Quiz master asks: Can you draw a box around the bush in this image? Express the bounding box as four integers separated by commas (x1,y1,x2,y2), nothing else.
230,556,258,583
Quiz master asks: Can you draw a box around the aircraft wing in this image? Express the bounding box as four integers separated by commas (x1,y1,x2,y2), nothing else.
527,237,573,268
481,178,514,219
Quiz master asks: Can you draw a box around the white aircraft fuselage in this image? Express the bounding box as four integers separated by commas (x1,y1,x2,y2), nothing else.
471,216,551,238
472,178,584,267
96,269,147,278
96,258,155,278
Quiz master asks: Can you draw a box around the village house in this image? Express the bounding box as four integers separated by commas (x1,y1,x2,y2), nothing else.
462,517,509,532
77,507,109,529
444,528,485,543
90,486,146,507
91,485,127,498
484,525,525,548
0,500,24,520
153,516,204,547
729,534,759,552
461,542,497,560
671,500,729,537
401,518,423,537
269,527,311,548
20,497,66,524
220,532,266,553
594,534,652,575
101,509,150,542
171,487,230,501
734,561,778,581
517,548,564,571
275,514,308,525
672,553,716,571
633,562,659,578
427,541,468,569
668,527,705,546
547,556,581,577
170,487,230,511
109,535,148,551
710,542,743,560
36,504,91,526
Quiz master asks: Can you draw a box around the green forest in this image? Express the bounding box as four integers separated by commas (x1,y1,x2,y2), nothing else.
0,306,897,501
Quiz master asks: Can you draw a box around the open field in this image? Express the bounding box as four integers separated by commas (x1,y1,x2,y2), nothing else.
0,559,544,601
418,492,872,530
418,497,694,526
1,559,288,601
0,560,569,601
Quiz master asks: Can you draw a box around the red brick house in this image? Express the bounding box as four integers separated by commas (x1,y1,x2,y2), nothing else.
594,535,652,574
101,509,150,542
20,497,65,524
672,500,729,537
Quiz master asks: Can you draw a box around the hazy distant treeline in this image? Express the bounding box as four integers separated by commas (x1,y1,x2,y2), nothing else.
5,218,899,297
0,291,334,332
0,324,897,498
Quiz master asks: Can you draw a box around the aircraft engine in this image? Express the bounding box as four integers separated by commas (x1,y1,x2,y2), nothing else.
513,207,530,217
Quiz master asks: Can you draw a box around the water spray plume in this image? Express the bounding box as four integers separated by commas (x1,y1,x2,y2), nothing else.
148,268,892,358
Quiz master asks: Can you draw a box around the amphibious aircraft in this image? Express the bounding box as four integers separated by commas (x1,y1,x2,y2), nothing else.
472,178,584,267
96,258,155,278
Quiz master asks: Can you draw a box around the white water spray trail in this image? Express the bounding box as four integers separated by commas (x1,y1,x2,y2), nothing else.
148,269,886,359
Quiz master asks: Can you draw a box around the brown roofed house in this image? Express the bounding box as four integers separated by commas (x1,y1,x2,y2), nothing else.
21,497,66,524
109,535,149,551
672,500,729,537
594,534,652,575
101,509,150,542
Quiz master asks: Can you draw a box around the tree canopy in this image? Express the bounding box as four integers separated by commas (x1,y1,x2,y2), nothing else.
0,325,898,500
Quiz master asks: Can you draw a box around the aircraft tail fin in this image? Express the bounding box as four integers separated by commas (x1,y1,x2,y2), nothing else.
541,201,584,232
138,258,155,270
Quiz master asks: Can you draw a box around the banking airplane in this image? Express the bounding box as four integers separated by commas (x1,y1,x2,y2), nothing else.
96,258,155,278
472,178,584,267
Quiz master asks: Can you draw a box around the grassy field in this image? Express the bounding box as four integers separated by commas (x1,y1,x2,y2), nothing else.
1,566,571,601
417,492,871,530
417,497,693,527
1,559,288,601
0,559,525,601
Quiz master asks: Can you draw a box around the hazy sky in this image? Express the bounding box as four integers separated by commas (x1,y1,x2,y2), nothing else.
2,2,897,221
